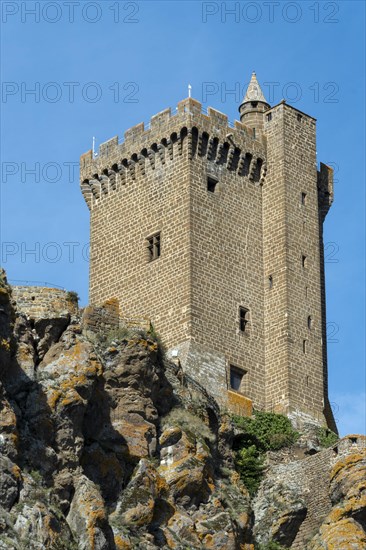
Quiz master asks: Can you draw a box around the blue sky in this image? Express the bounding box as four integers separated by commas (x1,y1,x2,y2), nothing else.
1,1,365,436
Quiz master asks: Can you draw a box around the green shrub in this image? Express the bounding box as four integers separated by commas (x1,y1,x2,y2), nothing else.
316,427,338,448
235,445,265,496
256,542,286,550
232,410,299,452
102,326,132,345
66,290,79,303
162,408,215,443
29,469,43,484
232,410,299,496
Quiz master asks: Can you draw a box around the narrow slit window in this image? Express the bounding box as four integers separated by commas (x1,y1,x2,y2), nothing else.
297,113,302,122
147,232,161,262
302,255,307,268
252,128,256,139
307,315,313,330
303,339,307,354
268,275,273,289
239,307,249,333
207,176,218,193
301,192,307,205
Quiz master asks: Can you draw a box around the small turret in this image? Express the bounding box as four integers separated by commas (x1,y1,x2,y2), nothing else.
239,72,270,139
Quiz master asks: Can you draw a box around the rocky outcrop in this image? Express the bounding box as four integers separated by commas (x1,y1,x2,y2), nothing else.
0,272,251,549
307,446,366,549
0,270,365,549
253,470,307,547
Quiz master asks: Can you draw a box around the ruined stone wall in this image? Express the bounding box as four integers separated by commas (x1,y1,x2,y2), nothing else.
11,286,77,321
260,435,366,548
81,298,120,336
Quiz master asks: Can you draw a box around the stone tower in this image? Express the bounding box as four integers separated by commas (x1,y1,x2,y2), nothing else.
80,72,336,430
239,71,270,139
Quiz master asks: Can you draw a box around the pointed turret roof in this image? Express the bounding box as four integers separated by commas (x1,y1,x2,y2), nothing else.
241,72,268,104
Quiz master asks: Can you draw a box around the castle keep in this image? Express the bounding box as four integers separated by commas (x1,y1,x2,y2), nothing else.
80,73,335,429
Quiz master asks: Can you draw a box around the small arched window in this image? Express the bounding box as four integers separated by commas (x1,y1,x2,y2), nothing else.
303,339,307,354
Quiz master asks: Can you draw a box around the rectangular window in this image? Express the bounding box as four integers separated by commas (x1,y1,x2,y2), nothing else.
230,365,247,392
301,192,307,205
239,306,249,333
147,232,161,261
266,113,272,122
297,113,302,122
207,176,218,193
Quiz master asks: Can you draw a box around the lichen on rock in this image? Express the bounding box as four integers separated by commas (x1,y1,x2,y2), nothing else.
0,272,365,549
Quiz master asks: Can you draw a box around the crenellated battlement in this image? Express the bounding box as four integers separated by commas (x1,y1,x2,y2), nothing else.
80,98,267,209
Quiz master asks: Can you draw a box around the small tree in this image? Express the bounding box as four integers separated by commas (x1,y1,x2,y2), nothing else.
234,445,265,496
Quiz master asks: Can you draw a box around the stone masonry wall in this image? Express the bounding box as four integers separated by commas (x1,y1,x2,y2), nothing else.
81,297,120,336
189,131,266,410
80,96,334,427
263,103,330,425
81,98,267,411
12,286,77,321
85,106,193,349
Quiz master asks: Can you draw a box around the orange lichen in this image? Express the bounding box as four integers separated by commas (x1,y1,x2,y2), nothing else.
154,471,169,494
329,491,366,524
319,518,366,549
17,345,33,362
0,407,17,430
114,535,131,549
85,504,106,550
60,374,87,391
12,464,21,480
227,390,253,417
237,511,249,527
47,390,61,410
127,338,157,353
330,452,366,480
44,513,60,541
